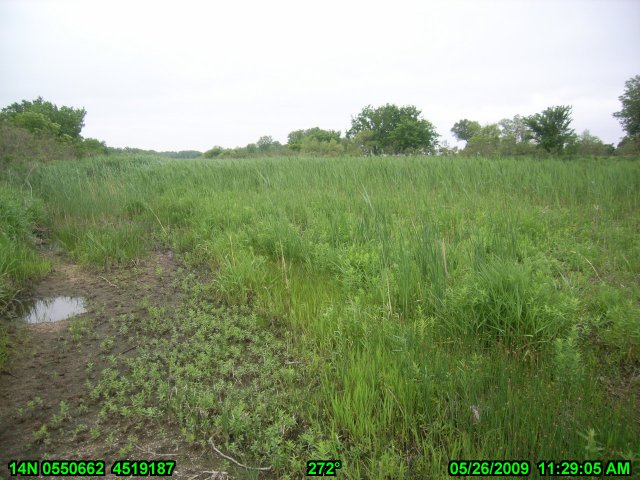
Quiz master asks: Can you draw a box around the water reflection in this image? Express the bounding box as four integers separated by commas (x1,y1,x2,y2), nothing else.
22,296,87,324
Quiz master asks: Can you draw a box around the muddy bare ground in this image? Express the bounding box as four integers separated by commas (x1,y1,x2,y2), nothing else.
0,246,236,480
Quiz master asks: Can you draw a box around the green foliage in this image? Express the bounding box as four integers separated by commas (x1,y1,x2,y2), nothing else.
257,135,280,152
108,147,202,158
1,96,86,139
451,119,481,142
613,74,640,139
287,127,341,152
90,292,310,472
498,115,531,144
443,256,577,348
299,137,344,156
525,105,576,154
455,116,536,156
573,130,614,156
78,138,108,157
204,137,288,159
465,123,502,156
0,182,50,367
0,183,50,312
202,146,225,158
10,111,61,136
0,121,79,165
0,98,109,164
497,115,535,155
615,135,640,156
347,103,439,154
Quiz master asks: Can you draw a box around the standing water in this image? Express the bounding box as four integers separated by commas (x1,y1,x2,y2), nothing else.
21,296,87,324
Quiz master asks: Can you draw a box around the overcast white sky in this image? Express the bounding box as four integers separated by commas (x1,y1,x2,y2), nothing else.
1,0,639,151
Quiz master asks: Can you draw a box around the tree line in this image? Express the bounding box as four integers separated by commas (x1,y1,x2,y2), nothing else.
450,107,615,157
205,74,639,158
2,75,639,162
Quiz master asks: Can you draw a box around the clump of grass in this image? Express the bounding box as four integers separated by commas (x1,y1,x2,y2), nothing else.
0,182,50,367
442,256,578,349
0,183,50,309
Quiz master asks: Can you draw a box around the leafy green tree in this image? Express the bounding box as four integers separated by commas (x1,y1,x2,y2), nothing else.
573,130,614,156
498,115,534,155
1,97,86,139
499,115,530,144
299,137,344,156
347,104,438,154
613,75,640,140
10,111,61,136
257,136,275,152
78,138,108,157
615,135,640,156
451,119,481,143
287,127,341,152
465,124,501,156
203,146,225,158
347,130,377,156
525,105,576,154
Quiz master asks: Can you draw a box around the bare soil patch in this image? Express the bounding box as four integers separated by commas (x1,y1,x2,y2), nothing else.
0,247,235,479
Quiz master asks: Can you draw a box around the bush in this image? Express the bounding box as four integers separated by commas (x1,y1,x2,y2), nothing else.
0,121,78,166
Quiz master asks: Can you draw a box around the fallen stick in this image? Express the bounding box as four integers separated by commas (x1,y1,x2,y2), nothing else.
208,438,271,471
120,345,138,355
99,275,119,288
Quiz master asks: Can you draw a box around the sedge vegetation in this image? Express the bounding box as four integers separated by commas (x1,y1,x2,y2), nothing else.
1,154,639,478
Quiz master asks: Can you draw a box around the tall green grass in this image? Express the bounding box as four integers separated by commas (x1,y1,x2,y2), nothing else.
0,183,50,309
0,182,50,366
21,154,640,477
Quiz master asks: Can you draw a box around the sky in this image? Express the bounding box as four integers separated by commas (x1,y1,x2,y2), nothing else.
1,0,639,151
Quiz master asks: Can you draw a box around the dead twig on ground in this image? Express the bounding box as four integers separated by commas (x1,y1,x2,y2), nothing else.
208,437,271,472
99,275,119,288
570,250,602,281
120,345,138,355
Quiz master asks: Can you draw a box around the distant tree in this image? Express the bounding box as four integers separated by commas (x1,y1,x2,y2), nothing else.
464,124,501,156
451,119,481,143
498,115,530,144
615,135,640,156
348,130,377,156
573,130,614,156
203,146,225,158
287,127,341,152
245,143,258,155
1,97,86,139
171,150,202,159
347,104,438,154
437,140,459,156
613,75,640,141
525,105,576,154
498,115,534,155
257,136,276,152
78,138,108,157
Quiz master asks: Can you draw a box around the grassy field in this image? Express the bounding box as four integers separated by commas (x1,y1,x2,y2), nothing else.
2,154,639,478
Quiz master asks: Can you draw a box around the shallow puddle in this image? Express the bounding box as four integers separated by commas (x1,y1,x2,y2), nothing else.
21,296,87,324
